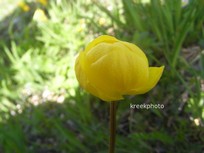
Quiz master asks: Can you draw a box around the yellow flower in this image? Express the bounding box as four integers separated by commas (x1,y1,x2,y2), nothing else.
18,1,30,12
75,35,164,101
98,18,106,26
33,9,48,22
36,0,48,6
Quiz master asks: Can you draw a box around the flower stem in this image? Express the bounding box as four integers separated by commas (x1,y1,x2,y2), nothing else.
109,101,116,153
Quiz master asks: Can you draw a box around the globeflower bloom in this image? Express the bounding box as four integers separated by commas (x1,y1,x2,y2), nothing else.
75,35,164,101
33,9,48,22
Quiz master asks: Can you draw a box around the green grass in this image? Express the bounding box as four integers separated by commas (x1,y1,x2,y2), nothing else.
0,0,204,153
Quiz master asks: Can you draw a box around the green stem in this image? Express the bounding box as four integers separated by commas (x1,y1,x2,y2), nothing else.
109,101,116,153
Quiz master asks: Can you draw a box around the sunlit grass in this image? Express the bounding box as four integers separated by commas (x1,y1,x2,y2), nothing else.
0,0,21,20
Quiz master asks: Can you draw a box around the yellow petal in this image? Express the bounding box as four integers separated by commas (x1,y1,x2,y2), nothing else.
75,52,86,88
98,93,123,102
83,42,149,101
84,35,118,53
121,41,148,64
127,66,164,94
75,50,123,102
33,9,48,22
75,52,100,98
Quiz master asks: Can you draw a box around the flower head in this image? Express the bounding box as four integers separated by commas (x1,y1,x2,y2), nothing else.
18,1,30,12
33,9,48,22
36,0,48,6
75,35,164,101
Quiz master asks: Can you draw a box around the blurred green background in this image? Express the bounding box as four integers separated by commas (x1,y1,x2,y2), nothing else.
0,0,204,152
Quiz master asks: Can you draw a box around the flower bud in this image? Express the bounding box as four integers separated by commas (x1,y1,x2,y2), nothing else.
75,35,164,101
